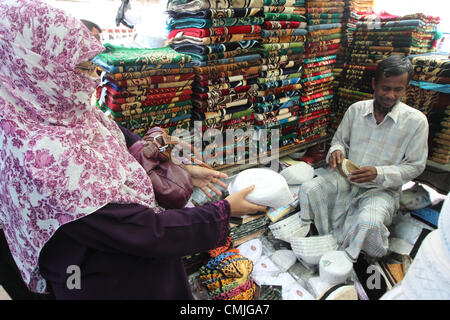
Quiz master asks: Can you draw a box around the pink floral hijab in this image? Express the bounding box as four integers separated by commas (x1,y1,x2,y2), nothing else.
0,0,161,293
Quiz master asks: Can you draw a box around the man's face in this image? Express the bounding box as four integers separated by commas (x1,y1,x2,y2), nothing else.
372,72,409,110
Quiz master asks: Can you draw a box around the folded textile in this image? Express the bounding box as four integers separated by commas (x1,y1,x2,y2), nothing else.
105,73,195,88
258,77,302,90
257,83,303,96
193,59,261,74
260,47,305,58
260,64,303,77
95,60,194,74
258,72,303,84
262,42,305,51
307,7,345,13
105,94,192,111
306,1,345,8
167,16,265,29
260,59,304,71
104,67,195,80
171,39,262,54
167,0,264,11
308,27,342,38
169,33,263,46
307,23,341,31
307,13,344,19
167,8,264,19
261,28,307,37
264,6,306,15
262,35,307,43
264,12,307,22
195,66,261,81
194,84,258,100
308,19,342,25
105,89,192,105
263,0,305,6
93,44,191,67
189,48,260,62
108,102,192,118
98,84,191,98
104,78,194,91
194,78,258,93
191,53,261,66
112,108,191,123
168,25,262,39
263,21,307,29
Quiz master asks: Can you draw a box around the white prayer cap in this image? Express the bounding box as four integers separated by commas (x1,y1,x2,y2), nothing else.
319,251,353,285
279,162,315,185
227,168,294,209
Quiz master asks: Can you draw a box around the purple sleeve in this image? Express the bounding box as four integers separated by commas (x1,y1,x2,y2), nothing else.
59,200,231,259
118,125,141,149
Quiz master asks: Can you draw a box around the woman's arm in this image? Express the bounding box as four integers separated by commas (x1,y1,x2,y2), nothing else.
58,200,231,259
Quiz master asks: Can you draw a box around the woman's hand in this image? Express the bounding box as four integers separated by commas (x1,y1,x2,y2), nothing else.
184,165,228,199
225,185,268,216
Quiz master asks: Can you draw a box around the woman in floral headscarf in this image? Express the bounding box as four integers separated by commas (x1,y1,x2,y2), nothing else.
0,0,264,299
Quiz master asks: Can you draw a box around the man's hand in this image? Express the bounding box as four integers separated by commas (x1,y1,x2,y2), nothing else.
348,166,377,183
329,150,344,169
184,165,228,199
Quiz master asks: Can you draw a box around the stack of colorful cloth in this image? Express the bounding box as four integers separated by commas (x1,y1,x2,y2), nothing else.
332,12,440,129
256,0,308,153
332,0,374,101
404,53,450,115
429,105,450,165
300,0,344,140
199,240,255,300
93,44,194,136
167,0,265,166
404,53,450,165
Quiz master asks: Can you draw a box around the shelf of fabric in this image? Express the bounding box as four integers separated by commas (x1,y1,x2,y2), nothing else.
167,1,266,167
257,0,307,153
215,134,331,175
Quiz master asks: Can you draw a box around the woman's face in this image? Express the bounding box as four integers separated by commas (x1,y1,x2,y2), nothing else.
76,60,99,79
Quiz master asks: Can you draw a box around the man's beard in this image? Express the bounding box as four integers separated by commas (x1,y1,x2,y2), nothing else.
374,97,395,115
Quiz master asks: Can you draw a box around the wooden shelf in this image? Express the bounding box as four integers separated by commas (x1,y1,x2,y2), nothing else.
426,160,450,173
215,134,332,175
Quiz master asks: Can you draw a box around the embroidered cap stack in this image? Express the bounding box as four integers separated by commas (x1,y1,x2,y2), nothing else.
167,0,265,167
255,0,308,153
93,44,194,136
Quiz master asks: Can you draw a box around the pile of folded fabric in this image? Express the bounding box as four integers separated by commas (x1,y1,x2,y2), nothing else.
332,0,374,101
332,12,440,129
299,0,345,142
405,53,450,115
93,44,194,136
404,53,450,165
255,0,308,153
167,0,265,166
230,213,270,247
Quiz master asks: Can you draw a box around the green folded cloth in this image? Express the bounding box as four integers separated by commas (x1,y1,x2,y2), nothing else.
94,43,191,67
264,12,307,22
